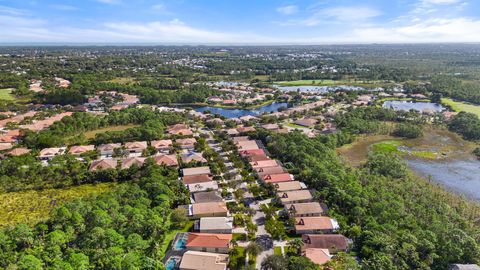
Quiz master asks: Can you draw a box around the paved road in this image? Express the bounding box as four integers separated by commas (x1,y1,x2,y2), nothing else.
251,201,274,269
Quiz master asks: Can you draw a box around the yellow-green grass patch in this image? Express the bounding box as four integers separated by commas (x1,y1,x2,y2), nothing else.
0,183,115,227
0,88,15,101
442,98,480,118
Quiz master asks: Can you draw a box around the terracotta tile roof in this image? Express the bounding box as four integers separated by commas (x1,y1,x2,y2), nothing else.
8,147,31,156
181,152,207,163
274,181,303,192
182,174,213,185
255,165,286,176
0,135,16,143
151,139,172,149
0,143,13,151
124,141,147,150
239,149,265,157
152,154,178,167
286,202,325,216
120,157,146,169
168,123,193,135
295,217,337,231
250,160,280,169
186,233,232,249
177,138,197,147
262,173,294,183
69,145,95,155
247,154,271,162
236,140,259,150
97,143,121,152
302,234,349,252
232,136,250,143
183,166,211,176
303,248,331,265
278,190,312,203
236,126,256,133
192,202,228,216
179,251,228,270
89,159,118,171
39,147,64,158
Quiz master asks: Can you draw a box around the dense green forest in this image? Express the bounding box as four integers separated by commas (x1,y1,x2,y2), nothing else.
0,164,188,270
257,130,480,270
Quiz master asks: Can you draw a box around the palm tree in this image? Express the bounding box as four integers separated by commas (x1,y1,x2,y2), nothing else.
288,238,304,254
245,242,263,258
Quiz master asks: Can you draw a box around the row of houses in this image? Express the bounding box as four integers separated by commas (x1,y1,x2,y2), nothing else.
233,135,349,266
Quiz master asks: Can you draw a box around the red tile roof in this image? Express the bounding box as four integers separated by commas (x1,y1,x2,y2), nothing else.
186,233,232,249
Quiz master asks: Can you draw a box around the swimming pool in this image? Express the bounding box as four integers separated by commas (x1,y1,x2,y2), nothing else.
173,233,189,251
165,257,179,270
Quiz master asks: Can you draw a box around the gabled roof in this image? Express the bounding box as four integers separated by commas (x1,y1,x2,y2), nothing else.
250,159,280,168
182,152,207,163
183,166,211,176
303,248,331,266
183,174,213,185
120,157,146,169
151,139,172,149
302,234,349,252
124,141,147,150
90,159,118,171
287,202,325,215
295,217,338,231
278,190,312,203
186,233,232,249
255,165,286,175
177,138,197,146
274,181,304,192
97,143,121,152
199,217,233,231
39,147,64,157
69,145,95,155
192,202,228,215
262,173,294,183
152,154,178,167
193,191,223,203
8,147,31,156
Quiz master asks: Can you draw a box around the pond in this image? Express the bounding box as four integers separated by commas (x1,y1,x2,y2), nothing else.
274,85,364,93
194,102,289,118
383,100,445,113
408,159,480,200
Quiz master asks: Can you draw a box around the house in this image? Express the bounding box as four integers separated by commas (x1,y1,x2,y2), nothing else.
193,191,223,203
124,141,147,155
274,181,306,192
151,139,173,152
247,154,271,162
262,173,294,184
239,115,259,122
250,160,281,169
38,147,66,160
236,126,256,134
302,248,331,266
89,159,118,171
187,181,219,194
152,154,178,167
199,217,233,234
255,166,286,176
226,128,239,136
183,166,211,177
302,234,350,253
69,145,95,156
189,202,228,218
0,135,16,143
183,174,213,185
294,118,318,127
181,152,207,164
278,190,313,204
236,140,259,151
120,157,146,169
177,138,197,150
7,147,31,156
97,143,122,157
186,233,232,254
168,124,193,136
232,136,250,143
222,99,236,105
285,202,327,217
0,143,13,151
179,251,228,270
239,149,265,157
295,217,340,234
449,264,480,270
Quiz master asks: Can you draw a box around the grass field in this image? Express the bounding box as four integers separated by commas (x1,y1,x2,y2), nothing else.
442,98,480,117
83,124,139,139
0,183,114,227
0,88,15,101
275,79,388,87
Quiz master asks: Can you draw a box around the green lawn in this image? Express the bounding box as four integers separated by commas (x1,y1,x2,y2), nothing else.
371,140,402,153
0,88,15,101
0,183,115,227
274,246,283,255
442,98,480,118
285,122,308,129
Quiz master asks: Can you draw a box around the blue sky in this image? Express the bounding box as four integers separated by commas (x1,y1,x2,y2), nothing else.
0,0,479,44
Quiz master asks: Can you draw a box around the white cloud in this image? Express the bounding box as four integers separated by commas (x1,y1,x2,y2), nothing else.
50,4,79,11
277,5,298,15
0,5,28,16
422,0,462,4
289,6,382,26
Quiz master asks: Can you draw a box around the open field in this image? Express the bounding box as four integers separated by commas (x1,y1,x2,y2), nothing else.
442,98,480,117
0,183,115,227
83,124,139,139
275,79,389,87
0,88,15,100
337,127,477,166
107,77,136,85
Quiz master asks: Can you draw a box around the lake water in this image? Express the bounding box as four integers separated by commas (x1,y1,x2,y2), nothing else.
383,101,445,113
194,102,289,118
408,159,480,200
274,85,364,93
